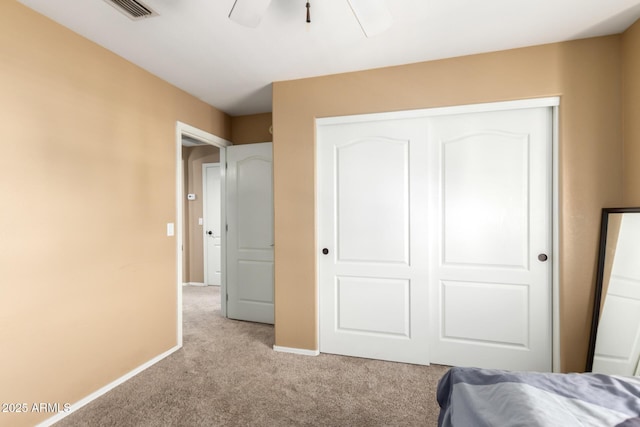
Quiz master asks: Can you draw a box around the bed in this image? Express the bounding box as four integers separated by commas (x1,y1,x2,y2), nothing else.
437,366,640,426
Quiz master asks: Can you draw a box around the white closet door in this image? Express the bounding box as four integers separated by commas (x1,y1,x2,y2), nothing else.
428,107,552,371
318,118,430,365
226,142,274,324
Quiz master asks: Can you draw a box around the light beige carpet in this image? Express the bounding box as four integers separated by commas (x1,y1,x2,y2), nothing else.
55,286,449,426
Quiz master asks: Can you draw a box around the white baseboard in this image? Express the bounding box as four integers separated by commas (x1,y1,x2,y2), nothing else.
38,345,181,427
273,345,320,356
183,282,206,287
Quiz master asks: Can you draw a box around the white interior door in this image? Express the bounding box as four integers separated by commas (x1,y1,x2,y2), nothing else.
204,163,221,286
317,103,553,370
226,142,274,324
318,118,430,365
593,214,640,375
428,107,552,371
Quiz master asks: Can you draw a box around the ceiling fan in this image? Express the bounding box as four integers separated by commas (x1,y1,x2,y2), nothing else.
228,0,393,38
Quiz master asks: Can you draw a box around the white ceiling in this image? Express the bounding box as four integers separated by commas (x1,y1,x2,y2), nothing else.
16,0,640,116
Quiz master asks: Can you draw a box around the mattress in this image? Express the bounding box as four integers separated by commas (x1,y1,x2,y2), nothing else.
437,366,640,426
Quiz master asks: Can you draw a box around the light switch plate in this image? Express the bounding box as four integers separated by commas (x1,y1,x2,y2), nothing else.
167,222,175,236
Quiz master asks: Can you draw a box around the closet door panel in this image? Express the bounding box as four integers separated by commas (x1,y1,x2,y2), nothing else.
429,107,553,371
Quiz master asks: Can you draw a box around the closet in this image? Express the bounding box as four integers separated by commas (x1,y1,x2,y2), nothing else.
317,99,556,371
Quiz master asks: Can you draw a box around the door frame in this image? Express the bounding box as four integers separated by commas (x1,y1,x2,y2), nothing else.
176,121,230,347
202,162,221,287
315,97,561,371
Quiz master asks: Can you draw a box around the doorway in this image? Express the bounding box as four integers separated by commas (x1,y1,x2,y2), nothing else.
175,123,276,347
182,145,220,286
176,122,230,346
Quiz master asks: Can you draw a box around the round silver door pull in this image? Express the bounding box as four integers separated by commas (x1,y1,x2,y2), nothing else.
538,254,548,262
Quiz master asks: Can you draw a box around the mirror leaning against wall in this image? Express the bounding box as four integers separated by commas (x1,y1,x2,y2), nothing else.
587,207,640,375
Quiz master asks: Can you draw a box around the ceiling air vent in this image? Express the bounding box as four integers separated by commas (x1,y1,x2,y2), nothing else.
103,0,158,20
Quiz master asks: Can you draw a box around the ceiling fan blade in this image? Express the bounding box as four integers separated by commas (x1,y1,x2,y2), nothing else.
347,0,393,37
229,0,273,28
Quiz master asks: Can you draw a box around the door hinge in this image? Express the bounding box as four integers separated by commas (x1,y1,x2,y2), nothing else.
226,293,229,302
226,224,228,232
225,162,228,169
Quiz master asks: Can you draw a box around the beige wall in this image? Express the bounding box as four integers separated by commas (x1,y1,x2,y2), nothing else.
623,19,640,204
231,112,273,144
182,145,220,283
272,36,625,372
0,2,230,426
556,36,623,372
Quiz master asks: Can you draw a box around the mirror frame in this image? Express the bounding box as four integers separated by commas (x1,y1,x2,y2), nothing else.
586,207,640,372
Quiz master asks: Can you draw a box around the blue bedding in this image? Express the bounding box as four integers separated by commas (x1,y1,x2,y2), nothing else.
437,367,640,426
